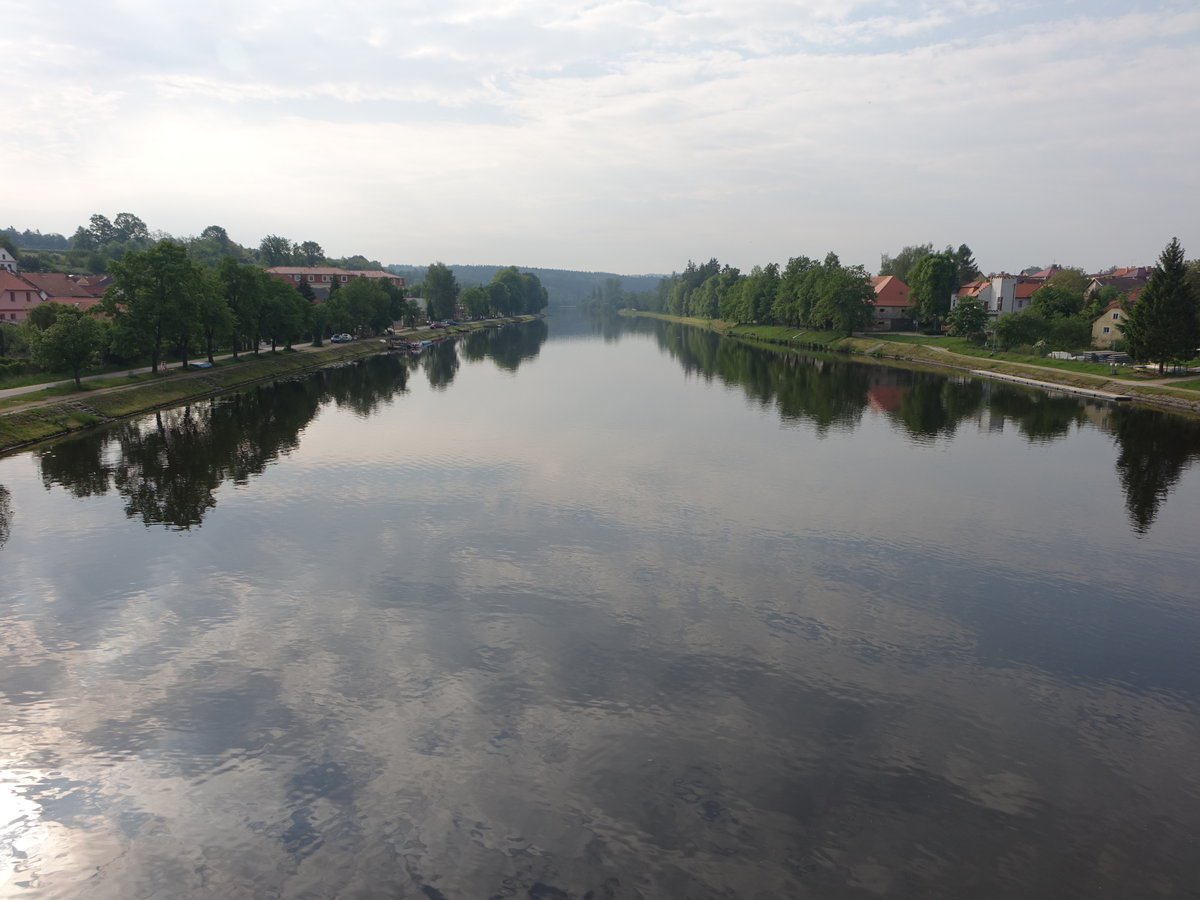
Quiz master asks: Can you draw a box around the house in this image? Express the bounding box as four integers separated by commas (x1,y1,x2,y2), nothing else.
0,271,43,322
952,274,1027,316
1085,272,1149,300
1092,288,1141,349
20,273,104,304
1023,265,1062,281
868,275,914,330
267,266,406,300
1012,279,1042,313
0,248,16,274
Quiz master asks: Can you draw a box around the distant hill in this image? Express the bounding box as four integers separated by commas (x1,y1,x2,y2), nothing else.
386,264,663,306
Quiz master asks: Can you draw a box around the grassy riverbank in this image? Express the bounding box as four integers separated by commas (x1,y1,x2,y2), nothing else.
622,310,1200,416
0,317,538,455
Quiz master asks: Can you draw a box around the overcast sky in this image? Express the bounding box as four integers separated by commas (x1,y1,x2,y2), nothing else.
5,1,1199,276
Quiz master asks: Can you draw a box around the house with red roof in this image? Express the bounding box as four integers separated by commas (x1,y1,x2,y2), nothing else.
951,273,1047,318
1092,288,1142,349
1023,265,1062,282
267,266,405,300
0,271,43,322
868,275,914,330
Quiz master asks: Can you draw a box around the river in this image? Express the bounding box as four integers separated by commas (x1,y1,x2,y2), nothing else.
2,313,1199,898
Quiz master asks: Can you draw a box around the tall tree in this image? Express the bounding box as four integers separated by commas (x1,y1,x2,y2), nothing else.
259,235,294,267
946,298,988,340
296,241,325,266
88,214,116,245
25,304,104,387
1122,237,1199,373
423,262,460,320
953,244,982,286
879,243,933,282
907,251,958,328
1027,283,1084,319
216,257,265,356
809,253,875,335
112,212,150,245
104,241,205,372
194,268,234,364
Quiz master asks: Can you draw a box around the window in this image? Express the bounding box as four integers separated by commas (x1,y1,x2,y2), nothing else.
294,275,301,282
1103,326,1111,334
307,275,315,282
340,275,348,283
1112,312,1119,320
322,275,330,282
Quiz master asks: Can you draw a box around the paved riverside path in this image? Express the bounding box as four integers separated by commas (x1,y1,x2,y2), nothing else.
0,340,363,403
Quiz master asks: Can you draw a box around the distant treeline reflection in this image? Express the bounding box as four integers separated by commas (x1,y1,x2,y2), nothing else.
32,322,550,531
638,317,1200,535
37,354,410,529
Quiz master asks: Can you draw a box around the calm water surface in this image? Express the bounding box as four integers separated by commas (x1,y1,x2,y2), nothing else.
2,315,1200,899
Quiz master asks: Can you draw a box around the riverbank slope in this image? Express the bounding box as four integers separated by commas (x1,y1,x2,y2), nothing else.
0,318,538,455
623,310,1200,417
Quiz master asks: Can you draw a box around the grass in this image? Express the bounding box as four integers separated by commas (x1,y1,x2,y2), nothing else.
868,333,1143,377
623,312,849,347
0,316,544,454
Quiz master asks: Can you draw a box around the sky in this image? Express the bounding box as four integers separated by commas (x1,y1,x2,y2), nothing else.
5,0,1199,276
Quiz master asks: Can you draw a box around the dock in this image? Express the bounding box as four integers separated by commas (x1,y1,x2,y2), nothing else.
970,370,1131,402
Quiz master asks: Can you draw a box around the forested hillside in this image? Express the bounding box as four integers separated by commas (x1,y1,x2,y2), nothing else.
387,264,662,306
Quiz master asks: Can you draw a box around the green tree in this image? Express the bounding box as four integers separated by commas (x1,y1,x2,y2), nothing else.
216,257,266,356
25,300,65,331
1122,237,1200,372
26,304,104,387
1046,267,1090,298
296,241,325,266
194,268,234,364
461,284,490,318
994,311,1043,349
907,251,958,328
71,225,97,251
258,277,311,350
946,298,988,340
809,253,875,335
104,241,205,372
88,214,116,245
258,234,294,267
112,212,150,245
423,262,460,320
879,243,933,282
1027,283,1084,319
953,244,982,286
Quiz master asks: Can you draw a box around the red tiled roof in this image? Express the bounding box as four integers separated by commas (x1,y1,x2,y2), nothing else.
870,275,913,307
1014,281,1042,299
1110,266,1150,279
21,273,96,298
957,280,988,298
268,266,404,285
0,271,36,292
1026,265,1061,281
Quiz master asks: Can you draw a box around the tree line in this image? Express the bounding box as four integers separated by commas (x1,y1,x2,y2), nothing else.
11,248,547,386
17,242,421,386
3,212,384,276
593,243,981,335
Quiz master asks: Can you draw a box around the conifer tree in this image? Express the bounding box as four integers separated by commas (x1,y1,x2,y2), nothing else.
1122,237,1199,373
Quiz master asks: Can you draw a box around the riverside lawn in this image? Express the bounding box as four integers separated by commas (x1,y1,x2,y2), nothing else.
622,310,1200,416
0,318,537,455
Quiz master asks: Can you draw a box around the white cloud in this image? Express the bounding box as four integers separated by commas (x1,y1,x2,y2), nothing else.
5,1,1200,272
